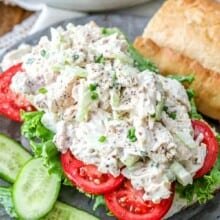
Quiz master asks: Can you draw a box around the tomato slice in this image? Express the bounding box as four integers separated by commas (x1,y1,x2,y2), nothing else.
105,180,174,220
0,64,33,121
192,120,219,178
61,150,124,194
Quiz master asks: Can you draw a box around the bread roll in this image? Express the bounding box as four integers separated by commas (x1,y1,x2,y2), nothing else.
134,0,220,119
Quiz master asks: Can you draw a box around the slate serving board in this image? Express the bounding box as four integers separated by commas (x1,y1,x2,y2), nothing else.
0,14,220,220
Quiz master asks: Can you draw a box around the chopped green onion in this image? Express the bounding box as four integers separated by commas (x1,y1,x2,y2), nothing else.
98,136,107,143
38,87,48,94
89,83,98,92
168,112,177,120
90,92,99,100
95,54,105,64
127,128,137,142
163,106,168,112
163,106,177,120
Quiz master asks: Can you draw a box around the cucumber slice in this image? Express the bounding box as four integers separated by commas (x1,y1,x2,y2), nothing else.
13,158,61,219
43,201,99,220
0,133,31,183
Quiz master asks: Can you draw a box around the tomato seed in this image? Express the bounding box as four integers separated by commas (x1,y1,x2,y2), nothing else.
118,197,126,203
94,179,101,184
129,205,134,212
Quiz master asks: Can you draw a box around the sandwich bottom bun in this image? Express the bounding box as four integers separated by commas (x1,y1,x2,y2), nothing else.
134,37,220,120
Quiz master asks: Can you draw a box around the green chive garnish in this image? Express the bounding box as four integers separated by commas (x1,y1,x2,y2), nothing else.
127,128,137,142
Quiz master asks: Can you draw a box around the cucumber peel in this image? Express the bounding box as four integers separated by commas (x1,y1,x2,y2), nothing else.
0,133,31,183
43,201,99,220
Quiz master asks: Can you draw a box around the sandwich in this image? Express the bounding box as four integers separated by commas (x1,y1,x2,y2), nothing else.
134,0,220,120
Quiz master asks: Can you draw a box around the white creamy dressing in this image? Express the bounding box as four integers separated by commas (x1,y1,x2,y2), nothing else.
10,22,206,203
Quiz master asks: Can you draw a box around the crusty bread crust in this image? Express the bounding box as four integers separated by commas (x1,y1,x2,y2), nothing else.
134,37,220,119
143,0,220,74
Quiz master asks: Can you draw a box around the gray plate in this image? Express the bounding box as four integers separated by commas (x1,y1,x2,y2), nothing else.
0,15,220,220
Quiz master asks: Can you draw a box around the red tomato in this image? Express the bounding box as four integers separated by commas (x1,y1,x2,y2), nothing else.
0,63,33,121
192,120,218,178
61,150,124,194
105,180,174,220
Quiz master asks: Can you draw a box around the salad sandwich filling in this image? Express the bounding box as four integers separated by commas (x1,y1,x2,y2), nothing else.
0,22,219,220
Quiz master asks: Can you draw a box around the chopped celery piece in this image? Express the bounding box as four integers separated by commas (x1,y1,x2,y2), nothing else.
121,155,139,167
110,89,120,108
171,161,192,186
64,66,87,78
175,132,197,149
155,99,164,121
75,88,91,122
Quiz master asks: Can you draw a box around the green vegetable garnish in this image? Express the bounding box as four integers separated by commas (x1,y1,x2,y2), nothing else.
168,111,177,120
127,128,137,142
62,177,73,187
38,87,48,94
89,83,98,91
92,195,106,211
216,133,220,144
186,89,202,119
155,100,165,121
95,54,105,64
163,106,176,119
128,45,158,73
176,155,220,204
163,106,177,120
99,136,107,143
169,75,195,84
21,111,62,177
101,27,121,36
90,92,99,100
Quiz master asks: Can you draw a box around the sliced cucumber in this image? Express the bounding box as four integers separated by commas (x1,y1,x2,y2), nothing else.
13,158,61,219
0,187,17,218
0,133,31,183
43,201,99,220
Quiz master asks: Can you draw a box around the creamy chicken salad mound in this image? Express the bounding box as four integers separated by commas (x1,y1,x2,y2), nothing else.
10,22,206,203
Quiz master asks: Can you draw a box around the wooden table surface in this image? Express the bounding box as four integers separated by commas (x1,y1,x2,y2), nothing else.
0,2,32,37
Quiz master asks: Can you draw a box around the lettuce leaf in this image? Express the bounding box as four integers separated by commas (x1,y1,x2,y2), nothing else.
21,111,53,141
186,89,202,120
128,45,159,73
92,195,106,211
169,75,195,84
176,155,220,204
101,27,158,73
21,111,62,177
0,187,17,218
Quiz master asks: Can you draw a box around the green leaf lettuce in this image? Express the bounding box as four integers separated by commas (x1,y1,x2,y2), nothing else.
21,111,62,177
